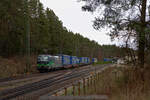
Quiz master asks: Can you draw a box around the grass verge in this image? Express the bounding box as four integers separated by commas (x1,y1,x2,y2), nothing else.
93,61,112,65
86,65,150,100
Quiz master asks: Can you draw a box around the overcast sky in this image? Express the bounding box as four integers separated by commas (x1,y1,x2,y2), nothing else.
40,0,116,45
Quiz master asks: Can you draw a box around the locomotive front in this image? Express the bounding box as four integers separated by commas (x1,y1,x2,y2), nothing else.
37,55,54,72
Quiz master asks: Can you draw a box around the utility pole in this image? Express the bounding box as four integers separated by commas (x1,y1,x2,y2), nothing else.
24,0,30,72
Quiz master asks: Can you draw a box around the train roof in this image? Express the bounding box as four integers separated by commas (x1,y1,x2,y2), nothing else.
53,56,59,58
38,54,52,57
56,54,70,56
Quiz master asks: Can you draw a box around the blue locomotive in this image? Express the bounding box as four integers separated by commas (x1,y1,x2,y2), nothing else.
37,54,97,72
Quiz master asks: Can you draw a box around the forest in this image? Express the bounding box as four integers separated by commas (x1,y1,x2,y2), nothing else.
0,0,124,58
0,0,125,76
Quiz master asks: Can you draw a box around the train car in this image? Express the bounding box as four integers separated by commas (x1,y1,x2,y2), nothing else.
76,57,80,64
52,54,72,68
91,58,98,63
61,54,71,66
79,57,90,65
104,58,112,62
70,56,78,67
74,56,80,66
79,57,84,65
85,57,90,64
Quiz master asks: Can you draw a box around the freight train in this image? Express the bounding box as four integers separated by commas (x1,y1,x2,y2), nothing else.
37,54,97,72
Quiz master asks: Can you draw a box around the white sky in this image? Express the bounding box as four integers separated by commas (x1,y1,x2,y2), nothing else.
40,0,117,45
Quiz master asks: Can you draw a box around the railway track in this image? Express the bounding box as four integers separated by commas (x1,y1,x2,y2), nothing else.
0,69,67,85
0,65,90,86
0,64,110,100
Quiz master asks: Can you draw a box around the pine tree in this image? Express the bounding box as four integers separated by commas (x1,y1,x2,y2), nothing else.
81,0,149,67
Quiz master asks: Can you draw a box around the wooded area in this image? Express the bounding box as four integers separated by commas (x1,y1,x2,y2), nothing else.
0,0,124,59
0,0,126,76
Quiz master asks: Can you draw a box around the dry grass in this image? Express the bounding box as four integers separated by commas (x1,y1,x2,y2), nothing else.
0,55,38,78
86,65,150,100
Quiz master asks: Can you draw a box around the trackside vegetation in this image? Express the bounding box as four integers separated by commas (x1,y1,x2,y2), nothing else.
58,65,150,100
93,61,112,65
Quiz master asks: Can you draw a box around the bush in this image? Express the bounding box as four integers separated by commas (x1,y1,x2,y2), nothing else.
0,56,38,78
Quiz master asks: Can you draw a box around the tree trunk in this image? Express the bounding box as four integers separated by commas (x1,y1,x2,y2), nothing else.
138,0,147,68
138,0,147,92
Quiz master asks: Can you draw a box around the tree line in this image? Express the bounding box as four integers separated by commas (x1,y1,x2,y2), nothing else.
0,0,125,60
